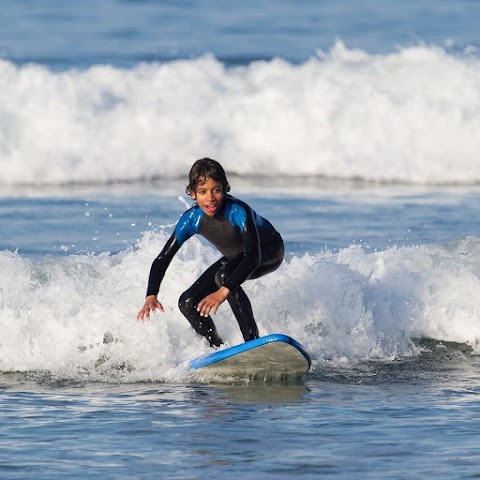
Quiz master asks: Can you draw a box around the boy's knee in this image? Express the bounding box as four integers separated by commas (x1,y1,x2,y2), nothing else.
214,269,225,288
178,291,195,312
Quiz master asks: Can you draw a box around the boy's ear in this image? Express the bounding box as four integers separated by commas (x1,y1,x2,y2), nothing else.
190,192,196,200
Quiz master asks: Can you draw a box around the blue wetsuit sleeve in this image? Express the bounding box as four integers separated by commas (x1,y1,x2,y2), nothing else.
145,232,181,297
223,205,262,291
145,210,197,297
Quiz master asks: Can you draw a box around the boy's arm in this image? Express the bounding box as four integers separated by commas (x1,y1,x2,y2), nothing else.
145,233,181,297
222,207,262,291
137,233,181,320
196,213,261,318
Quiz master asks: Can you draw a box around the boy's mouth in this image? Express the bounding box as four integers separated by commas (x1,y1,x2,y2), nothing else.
205,203,218,213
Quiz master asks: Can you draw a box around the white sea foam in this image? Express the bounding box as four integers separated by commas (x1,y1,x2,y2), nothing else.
1,231,480,382
1,42,479,186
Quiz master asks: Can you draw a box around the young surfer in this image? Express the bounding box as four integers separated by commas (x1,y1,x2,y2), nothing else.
137,158,284,347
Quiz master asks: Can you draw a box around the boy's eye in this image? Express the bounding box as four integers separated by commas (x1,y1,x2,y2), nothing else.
197,188,222,195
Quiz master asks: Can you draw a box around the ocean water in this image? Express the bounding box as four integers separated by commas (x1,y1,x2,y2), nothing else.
2,1,480,478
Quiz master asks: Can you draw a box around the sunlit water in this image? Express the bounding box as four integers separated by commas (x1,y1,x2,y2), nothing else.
2,184,480,478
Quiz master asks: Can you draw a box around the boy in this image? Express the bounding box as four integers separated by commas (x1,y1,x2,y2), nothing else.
137,158,284,347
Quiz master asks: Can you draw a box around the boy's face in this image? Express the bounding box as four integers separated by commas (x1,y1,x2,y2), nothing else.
191,176,225,217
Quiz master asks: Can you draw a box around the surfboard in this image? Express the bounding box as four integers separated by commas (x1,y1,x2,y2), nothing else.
189,334,311,381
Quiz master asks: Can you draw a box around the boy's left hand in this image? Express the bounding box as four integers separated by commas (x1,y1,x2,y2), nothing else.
197,287,230,317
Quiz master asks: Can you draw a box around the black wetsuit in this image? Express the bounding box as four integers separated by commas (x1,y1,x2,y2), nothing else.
145,195,284,347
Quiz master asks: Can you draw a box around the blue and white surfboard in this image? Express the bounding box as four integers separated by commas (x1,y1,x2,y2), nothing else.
189,334,311,380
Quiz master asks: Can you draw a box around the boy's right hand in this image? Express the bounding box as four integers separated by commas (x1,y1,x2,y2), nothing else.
137,295,164,321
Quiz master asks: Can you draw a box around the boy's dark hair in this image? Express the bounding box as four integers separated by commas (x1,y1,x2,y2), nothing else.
186,158,231,195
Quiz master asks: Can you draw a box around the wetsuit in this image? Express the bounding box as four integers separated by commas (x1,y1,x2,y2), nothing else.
145,195,284,347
